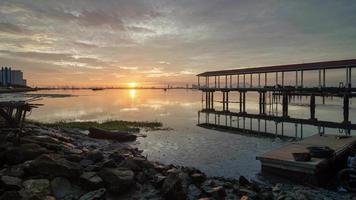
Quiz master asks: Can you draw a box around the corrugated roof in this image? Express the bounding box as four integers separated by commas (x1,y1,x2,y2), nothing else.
197,59,356,76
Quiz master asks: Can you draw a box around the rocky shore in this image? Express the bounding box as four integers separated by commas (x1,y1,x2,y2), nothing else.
0,125,354,200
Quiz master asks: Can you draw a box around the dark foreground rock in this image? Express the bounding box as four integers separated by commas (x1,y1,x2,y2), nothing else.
0,124,354,200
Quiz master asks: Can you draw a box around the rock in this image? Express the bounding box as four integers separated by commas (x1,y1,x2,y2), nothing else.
153,174,166,188
86,150,103,163
101,159,116,168
161,172,189,200
50,177,73,199
22,179,50,200
108,152,125,163
120,157,153,172
79,188,106,200
0,175,22,190
238,188,258,199
26,154,81,178
202,186,226,199
4,143,47,165
135,171,148,184
80,172,104,189
191,173,205,184
239,176,251,187
66,154,83,162
188,184,201,200
98,168,134,193
0,191,22,200
4,165,25,178
272,183,282,193
80,159,94,167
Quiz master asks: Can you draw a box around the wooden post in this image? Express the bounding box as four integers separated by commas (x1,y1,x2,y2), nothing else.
265,72,267,87
239,91,242,113
237,75,240,88
250,74,253,88
310,95,316,120
344,94,350,123
258,73,261,88
295,71,298,88
226,92,229,111
243,74,246,88
198,76,200,88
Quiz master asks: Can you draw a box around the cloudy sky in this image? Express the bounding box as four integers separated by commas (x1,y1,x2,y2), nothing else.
0,0,355,87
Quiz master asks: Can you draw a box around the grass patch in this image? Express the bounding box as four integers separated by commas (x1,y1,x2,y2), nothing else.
29,120,162,132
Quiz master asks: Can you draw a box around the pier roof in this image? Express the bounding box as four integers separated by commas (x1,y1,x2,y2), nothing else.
197,59,356,77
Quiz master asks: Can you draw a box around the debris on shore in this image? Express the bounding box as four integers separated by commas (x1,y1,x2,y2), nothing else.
0,124,353,200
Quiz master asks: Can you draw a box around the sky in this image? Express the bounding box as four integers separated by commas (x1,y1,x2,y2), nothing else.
0,0,356,87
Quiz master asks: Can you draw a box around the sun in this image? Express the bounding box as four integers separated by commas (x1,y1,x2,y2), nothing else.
128,82,137,88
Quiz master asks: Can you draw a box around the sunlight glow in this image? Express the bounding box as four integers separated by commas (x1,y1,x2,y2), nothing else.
128,82,137,88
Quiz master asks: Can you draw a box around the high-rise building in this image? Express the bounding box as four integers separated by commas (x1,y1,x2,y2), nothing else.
0,67,27,87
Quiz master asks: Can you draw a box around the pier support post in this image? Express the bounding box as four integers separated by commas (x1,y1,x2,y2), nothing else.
226,92,229,111
242,92,246,113
343,94,350,123
310,95,316,120
239,91,242,113
222,92,225,111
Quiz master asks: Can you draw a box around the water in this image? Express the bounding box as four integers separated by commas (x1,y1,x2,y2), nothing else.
1,89,354,179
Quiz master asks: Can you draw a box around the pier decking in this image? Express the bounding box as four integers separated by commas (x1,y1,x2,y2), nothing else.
256,134,356,185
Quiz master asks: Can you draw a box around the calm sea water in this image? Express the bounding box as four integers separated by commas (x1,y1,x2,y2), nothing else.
1,89,354,180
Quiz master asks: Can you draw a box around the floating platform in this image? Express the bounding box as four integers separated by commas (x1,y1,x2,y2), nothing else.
257,134,356,186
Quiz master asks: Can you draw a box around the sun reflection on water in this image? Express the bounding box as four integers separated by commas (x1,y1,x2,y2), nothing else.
129,89,136,99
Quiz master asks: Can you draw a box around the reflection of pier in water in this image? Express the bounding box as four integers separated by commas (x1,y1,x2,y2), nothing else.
197,59,356,138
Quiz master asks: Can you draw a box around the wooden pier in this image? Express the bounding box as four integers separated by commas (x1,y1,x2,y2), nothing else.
256,134,356,185
197,59,356,137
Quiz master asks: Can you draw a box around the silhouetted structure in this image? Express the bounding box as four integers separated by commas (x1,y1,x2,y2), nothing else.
0,67,27,87
197,59,356,138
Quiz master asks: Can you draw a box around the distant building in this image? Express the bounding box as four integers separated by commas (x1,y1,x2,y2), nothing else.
0,67,27,87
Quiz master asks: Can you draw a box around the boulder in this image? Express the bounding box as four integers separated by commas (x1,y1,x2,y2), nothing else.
4,143,47,165
26,154,81,178
153,174,166,188
187,184,201,200
98,168,134,193
119,157,153,172
0,191,22,200
3,164,25,178
79,188,106,200
50,177,73,199
161,172,190,200
80,172,104,190
80,159,94,167
21,179,50,200
201,186,226,199
190,173,206,184
0,176,22,190
239,176,251,187
85,150,103,163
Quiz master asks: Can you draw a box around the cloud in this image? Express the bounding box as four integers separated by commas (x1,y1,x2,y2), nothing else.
0,22,31,35
1,0,356,86
119,66,138,70
158,61,171,65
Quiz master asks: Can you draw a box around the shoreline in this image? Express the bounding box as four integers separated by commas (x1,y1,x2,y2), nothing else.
0,87,37,94
0,124,351,199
